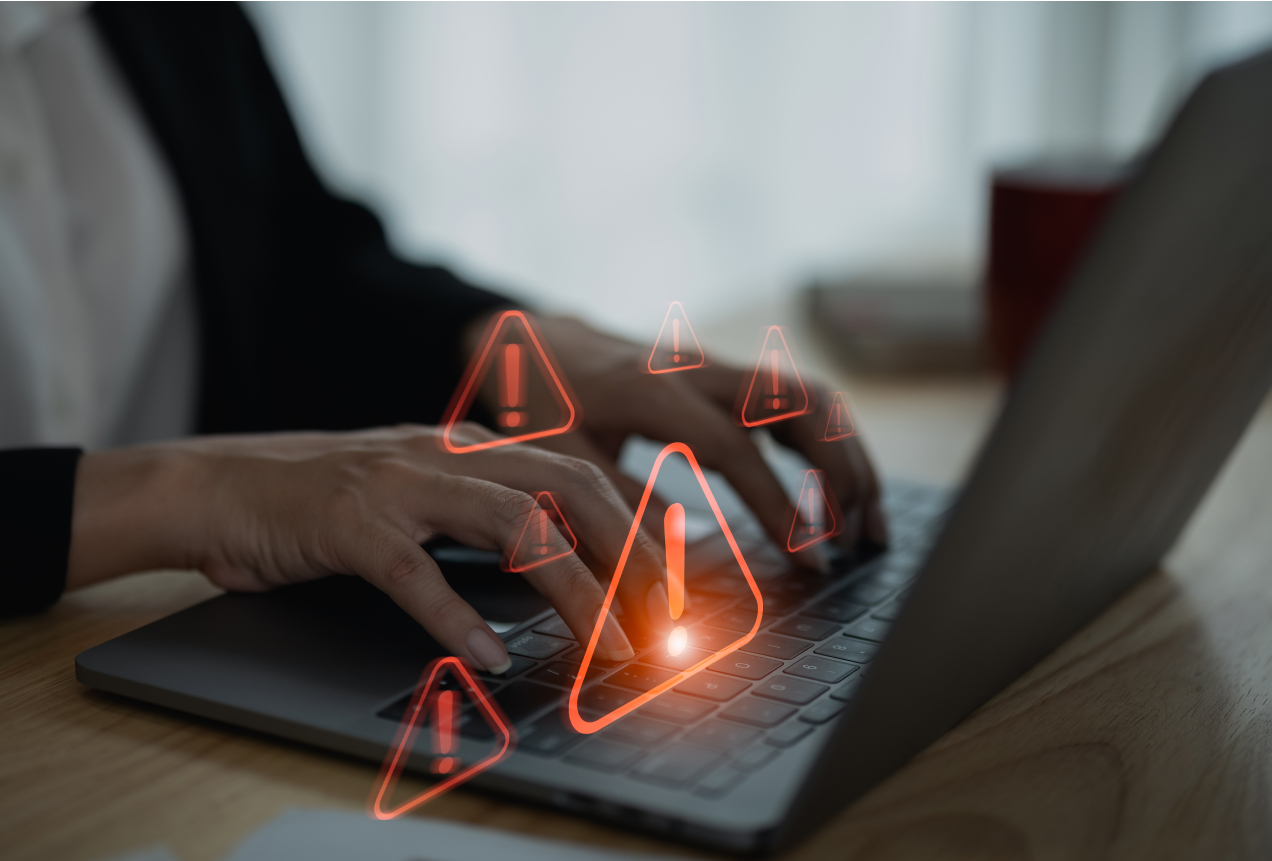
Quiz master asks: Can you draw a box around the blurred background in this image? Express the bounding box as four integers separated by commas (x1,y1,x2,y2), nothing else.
248,1,1272,344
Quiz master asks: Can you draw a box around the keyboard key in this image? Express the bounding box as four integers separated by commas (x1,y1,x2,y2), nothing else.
814,637,878,663
528,661,603,688
674,672,750,702
802,598,869,623
504,632,572,660
645,646,716,672
476,655,536,682
839,582,894,605
608,663,676,693
769,616,839,641
830,677,863,702
872,567,917,588
531,616,577,640
696,574,756,597
461,681,561,737
603,714,680,747
843,616,891,643
706,605,762,632
639,692,715,723
711,654,782,680
765,722,813,748
738,632,811,661
694,766,749,798
579,684,638,716
565,738,645,772
872,600,904,622
684,719,762,749
519,712,584,756
720,696,797,728
752,677,827,706
632,742,726,787
733,744,780,771
799,699,847,724
686,625,743,652
785,657,858,685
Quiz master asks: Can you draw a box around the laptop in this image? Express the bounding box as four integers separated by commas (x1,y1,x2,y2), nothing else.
76,49,1272,855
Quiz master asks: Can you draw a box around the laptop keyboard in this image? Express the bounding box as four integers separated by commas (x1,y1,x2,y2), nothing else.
375,480,950,799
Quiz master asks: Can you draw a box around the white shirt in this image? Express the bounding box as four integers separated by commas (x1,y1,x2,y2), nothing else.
0,2,196,450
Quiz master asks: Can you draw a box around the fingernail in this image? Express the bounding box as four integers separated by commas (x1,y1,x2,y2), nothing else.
598,611,635,662
466,626,511,674
866,500,889,545
647,581,672,634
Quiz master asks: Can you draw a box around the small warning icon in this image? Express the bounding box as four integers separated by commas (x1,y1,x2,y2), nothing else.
820,391,856,441
737,326,812,427
568,442,763,734
442,311,578,453
502,491,578,573
647,301,706,373
787,469,843,552
368,657,514,820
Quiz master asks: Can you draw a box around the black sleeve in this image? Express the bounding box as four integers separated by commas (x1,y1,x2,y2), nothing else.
91,4,512,434
0,448,82,617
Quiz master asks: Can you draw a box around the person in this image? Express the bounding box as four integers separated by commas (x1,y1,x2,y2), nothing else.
0,3,884,674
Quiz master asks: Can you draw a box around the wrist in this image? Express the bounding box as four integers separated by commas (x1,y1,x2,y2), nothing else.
66,444,207,589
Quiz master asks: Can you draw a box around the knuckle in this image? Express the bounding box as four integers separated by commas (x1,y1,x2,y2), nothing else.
487,485,536,531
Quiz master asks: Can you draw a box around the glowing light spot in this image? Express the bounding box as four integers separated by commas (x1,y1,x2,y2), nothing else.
668,625,688,656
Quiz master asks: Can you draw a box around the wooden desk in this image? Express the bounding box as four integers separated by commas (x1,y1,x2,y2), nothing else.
4,375,1271,861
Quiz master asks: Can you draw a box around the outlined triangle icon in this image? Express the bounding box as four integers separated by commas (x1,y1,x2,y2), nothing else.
442,310,579,453
502,491,578,573
786,469,843,552
821,392,856,441
647,301,706,373
567,442,764,734
368,657,515,820
737,326,812,427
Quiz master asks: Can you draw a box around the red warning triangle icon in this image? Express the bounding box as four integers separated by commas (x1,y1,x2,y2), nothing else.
567,442,764,734
647,301,706,373
502,491,578,573
368,657,514,820
820,392,856,441
737,326,812,427
442,311,579,453
786,469,843,552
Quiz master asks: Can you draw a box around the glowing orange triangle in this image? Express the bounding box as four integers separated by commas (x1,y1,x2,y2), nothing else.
442,311,578,453
647,302,706,373
821,392,856,441
786,469,843,552
567,443,763,734
737,326,811,427
368,657,514,820
502,491,578,573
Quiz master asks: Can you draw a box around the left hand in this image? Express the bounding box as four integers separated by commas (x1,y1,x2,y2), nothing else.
505,315,888,565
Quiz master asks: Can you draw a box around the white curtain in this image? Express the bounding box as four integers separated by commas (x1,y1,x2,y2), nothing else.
247,1,1272,338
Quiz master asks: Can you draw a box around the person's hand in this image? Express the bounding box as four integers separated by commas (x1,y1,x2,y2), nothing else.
518,315,887,565
66,424,680,672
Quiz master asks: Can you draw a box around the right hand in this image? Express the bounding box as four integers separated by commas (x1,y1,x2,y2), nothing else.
67,423,675,673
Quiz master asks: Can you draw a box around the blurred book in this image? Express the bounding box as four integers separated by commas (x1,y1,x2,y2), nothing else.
806,277,985,373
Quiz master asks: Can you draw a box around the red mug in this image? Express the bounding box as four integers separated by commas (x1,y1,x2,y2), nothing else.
985,160,1128,377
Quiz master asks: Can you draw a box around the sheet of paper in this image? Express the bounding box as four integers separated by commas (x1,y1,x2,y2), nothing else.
222,808,684,861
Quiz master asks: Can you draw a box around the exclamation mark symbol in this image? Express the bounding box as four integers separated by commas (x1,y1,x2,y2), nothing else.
807,488,819,535
673,319,681,364
500,344,526,428
770,349,782,410
538,508,549,556
431,690,460,774
665,503,688,656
